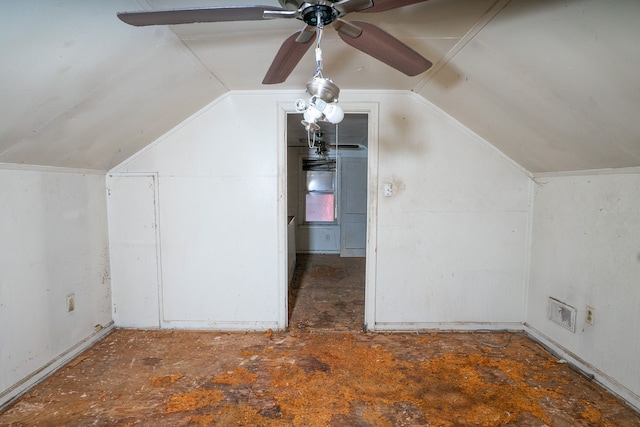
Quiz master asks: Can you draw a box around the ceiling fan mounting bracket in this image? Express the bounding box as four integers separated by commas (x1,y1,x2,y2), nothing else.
301,4,337,26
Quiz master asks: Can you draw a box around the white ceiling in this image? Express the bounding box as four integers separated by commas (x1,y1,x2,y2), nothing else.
1,0,639,172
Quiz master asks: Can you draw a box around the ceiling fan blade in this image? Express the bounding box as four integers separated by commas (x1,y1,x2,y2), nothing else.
295,25,317,43
117,6,285,26
333,0,374,15
338,21,432,76
359,0,430,13
263,30,316,84
333,19,362,38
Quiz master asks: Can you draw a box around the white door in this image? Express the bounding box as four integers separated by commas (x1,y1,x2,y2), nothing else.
107,174,161,328
340,157,367,257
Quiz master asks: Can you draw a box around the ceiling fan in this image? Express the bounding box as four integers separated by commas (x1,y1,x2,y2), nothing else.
117,0,433,84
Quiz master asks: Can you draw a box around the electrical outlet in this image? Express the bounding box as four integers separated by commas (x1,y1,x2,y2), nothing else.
67,294,75,312
586,306,595,325
383,183,393,197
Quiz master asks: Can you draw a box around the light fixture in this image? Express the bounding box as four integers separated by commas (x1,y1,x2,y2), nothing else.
295,8,344,136
310,131,329,157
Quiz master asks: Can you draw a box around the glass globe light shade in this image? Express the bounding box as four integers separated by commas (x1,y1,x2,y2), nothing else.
323,103,344,124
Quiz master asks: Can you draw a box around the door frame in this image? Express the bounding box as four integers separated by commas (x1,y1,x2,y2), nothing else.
277,100,379,330
107,172,163,328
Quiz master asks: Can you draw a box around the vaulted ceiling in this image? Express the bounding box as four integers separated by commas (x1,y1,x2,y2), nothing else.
2,0,639,172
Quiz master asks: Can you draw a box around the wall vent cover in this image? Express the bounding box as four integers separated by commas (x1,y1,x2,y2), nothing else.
547,297,576,333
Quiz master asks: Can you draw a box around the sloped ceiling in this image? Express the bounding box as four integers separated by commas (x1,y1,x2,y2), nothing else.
418,0,640,173
1,0,639,172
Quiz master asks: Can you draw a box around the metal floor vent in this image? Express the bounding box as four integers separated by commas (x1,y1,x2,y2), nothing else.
547,297,576,333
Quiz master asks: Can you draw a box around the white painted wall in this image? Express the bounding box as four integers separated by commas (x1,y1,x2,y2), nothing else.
0,166,113,409
110,93,286,330
108,174,161,328
373,94,531,329
2,91,636,411
109,91,531,332
526,170,640,410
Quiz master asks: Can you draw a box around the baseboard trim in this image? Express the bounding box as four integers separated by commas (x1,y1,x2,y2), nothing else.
0,322,115,411
371,321,524,332
524,324,640,413
159,320,280,331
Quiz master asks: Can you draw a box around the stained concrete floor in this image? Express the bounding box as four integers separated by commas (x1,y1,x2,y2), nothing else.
2,254,640,426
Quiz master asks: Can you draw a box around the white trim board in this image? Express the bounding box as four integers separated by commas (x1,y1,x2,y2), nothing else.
0,322,115,412
371,322,525,332
159,320,280,331
533,166,640,178
0,162,106,175
524,324,640,413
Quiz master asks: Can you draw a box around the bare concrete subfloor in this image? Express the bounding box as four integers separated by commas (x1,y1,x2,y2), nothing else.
2,255,639,426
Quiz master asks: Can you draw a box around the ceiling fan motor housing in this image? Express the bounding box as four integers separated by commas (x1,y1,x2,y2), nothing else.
301,4,338,26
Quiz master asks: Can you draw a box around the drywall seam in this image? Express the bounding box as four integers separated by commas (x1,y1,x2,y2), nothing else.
277,101,289,329
521,178,536,323
413,0,512,93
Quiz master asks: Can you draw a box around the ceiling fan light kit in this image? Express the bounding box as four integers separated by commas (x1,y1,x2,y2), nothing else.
297,77,344,131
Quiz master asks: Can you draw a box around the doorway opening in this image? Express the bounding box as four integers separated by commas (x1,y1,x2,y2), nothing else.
285,113,368,331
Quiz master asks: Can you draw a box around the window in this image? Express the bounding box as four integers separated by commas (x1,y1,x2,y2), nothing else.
303,158,336,223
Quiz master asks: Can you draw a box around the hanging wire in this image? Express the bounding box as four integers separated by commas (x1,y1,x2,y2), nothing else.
334,122,339,219
305,11,326,144
471,329,514,349
313,11,324,79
